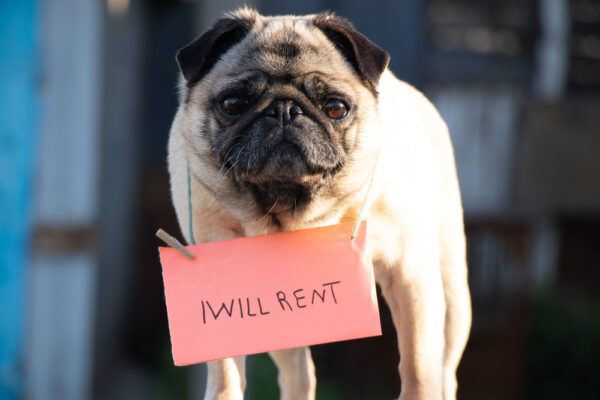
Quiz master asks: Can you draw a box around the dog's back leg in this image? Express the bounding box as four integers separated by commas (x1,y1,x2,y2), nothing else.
439,187,472,400
269,347,316,400
409,84,471,400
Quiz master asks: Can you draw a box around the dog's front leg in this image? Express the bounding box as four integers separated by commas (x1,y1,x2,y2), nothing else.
269,347,316,400
204,356,246,400
378,251,446,400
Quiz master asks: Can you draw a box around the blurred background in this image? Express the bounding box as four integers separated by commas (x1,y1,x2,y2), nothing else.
1,0,599,399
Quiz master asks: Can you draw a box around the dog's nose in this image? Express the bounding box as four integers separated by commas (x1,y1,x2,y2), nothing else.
264,100,303,125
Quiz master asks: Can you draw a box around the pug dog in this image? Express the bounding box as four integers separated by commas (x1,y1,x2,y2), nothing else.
167,8,471,400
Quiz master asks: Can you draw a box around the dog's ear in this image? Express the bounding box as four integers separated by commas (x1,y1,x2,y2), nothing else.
313,13,390,92
176,9,257,84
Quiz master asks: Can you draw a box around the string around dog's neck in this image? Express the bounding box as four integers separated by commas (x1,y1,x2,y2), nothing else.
185,156,378,242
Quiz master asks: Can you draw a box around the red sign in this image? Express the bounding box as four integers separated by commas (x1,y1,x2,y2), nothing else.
159,221,381,366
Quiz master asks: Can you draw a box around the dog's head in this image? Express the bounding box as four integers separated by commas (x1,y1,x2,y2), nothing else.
174,8,389,227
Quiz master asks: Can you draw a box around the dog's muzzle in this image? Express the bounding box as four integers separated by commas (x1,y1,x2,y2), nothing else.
223,99,342,214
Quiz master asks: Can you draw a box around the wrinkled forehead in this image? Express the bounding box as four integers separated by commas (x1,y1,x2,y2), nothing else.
215,16,354,80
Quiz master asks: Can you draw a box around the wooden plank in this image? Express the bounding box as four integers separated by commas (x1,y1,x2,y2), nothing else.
35,0,102,226
26,0,102,399
28,255,96,400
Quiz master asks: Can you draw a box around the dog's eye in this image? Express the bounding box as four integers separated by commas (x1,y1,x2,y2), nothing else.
323,100,348,120
221,97,247,116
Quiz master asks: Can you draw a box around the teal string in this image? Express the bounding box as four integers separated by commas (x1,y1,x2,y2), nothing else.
186,159,197,245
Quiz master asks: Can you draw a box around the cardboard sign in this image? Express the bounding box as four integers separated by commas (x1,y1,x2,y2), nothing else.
159,221,381,366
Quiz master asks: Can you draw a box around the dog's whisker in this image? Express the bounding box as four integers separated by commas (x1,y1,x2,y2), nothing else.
258,198,279,222
223,145,246,178
214,144,244,190
219,143,240,174
246,154,254,176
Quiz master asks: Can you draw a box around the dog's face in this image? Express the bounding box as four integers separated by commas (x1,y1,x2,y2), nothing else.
174,9,389,227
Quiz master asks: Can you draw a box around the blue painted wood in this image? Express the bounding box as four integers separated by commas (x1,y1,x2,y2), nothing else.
0,1,38,398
